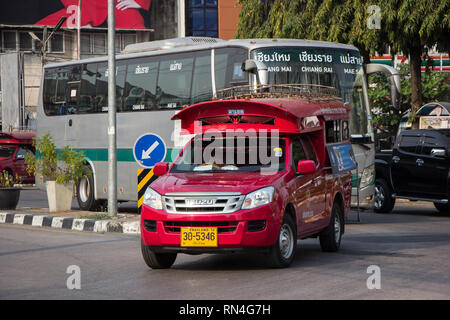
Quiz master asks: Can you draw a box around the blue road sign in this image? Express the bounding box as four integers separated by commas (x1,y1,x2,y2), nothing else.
133,133,167,168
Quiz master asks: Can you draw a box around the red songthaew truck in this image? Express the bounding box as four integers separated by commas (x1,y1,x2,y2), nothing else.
140,85,354,268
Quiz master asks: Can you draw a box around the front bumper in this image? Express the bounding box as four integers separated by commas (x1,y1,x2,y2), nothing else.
351,184,375,210
140,203,280,252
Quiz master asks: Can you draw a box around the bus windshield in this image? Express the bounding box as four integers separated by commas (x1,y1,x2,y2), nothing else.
251,47,372,140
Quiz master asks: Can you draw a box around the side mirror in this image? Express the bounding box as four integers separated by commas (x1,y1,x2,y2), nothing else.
153,162,169,176
297,160,316,175
365,64,401,109
242,59,268,85
431,148,446,157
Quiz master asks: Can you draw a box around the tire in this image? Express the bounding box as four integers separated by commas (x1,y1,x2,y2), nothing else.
434,202,450,214
374,178,395,213
141,241,177,269
319,203,343,252
268,214,297,268
76,166,104,211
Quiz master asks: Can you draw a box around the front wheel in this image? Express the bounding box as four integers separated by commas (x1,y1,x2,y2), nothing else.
268,214,297,268
374,178,395,213
141,241,177,269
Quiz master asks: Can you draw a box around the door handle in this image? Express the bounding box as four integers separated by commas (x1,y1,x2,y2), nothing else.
416,158,424,166
392,156,400,164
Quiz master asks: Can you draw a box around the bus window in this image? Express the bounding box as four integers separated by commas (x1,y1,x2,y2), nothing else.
95,63,127,112
79,63,98,113
43,69,58,116
55,69,69,104
214,47,248,91
157,53,194,109
342,120,349,140
123,58,158,112
191,53,212,104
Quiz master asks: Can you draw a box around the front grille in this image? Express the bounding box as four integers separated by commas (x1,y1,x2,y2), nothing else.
164,221,239,234
162,193,244,214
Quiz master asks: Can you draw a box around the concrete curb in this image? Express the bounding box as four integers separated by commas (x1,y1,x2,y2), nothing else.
0,212,141,235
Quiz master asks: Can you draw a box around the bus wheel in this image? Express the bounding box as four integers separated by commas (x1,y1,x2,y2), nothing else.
434,202,450,214
141,241,177,269
76,166,102,211
268,213,297,268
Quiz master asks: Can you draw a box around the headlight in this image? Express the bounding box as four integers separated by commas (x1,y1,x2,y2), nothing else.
242,187,275,209
360,164,375,189
143,188,163,210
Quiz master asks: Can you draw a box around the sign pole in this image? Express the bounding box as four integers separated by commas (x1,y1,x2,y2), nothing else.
107,0,117,217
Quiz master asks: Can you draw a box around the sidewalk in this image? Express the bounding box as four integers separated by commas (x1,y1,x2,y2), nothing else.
0,189,141,235
0,208,141,235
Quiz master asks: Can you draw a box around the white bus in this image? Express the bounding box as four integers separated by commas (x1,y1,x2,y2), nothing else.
37,37,400,211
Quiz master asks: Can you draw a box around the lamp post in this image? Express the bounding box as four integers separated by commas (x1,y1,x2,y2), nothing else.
107,0,117,217
77,0,82,60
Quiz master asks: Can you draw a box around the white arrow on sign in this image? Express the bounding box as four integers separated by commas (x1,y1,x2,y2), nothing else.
141,141,160,160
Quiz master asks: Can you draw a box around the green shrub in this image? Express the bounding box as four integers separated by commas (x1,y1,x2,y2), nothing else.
25,132,86,184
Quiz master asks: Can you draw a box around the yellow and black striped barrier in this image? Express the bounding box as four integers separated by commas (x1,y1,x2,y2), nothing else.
137,168,157,213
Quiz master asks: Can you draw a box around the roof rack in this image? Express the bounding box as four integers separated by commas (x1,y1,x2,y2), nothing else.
123,37,225,53
216,84,341,101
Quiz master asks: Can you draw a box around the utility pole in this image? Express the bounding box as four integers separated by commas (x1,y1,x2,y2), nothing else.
107,0,118,217
29,16,67,66
77,0,82,60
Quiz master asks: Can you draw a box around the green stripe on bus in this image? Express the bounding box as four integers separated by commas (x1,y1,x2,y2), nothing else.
55,148,181,163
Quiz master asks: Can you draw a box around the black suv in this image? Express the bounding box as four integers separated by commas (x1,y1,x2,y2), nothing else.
375,129,450,213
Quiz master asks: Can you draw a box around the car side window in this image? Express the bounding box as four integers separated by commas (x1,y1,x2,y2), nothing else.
292,139,308,174
398,134,420,154
421,135,443,156
301,137,318,165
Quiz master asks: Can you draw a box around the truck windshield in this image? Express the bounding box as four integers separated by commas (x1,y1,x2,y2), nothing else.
171,137,286,173
251,47,372,140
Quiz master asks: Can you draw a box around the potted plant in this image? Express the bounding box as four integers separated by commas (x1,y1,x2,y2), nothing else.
25,132,85,212
0,171,21,210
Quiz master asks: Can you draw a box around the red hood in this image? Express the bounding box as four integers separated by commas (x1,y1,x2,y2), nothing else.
150,171,286,195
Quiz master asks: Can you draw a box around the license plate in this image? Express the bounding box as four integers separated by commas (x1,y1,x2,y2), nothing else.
180,227,218,247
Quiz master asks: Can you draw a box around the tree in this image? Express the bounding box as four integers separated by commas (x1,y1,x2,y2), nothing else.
235,0,450,113
369,63,450,137
380,0,450,112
